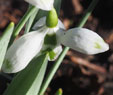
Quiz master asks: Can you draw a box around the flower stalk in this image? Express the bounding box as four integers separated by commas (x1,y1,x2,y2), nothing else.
77,0,99,27
10,6,37,44
38,0,99,95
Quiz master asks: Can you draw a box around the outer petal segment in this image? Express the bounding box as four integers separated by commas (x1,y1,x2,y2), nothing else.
2,27,48,73
32,17,46,30
25,0,54,10
33,17,65,30
61,28,109,54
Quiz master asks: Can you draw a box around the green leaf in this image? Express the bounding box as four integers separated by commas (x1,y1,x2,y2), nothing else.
0,22,14,69
9,6,37,45
24,5,39,34
3,53,48,95
54,0,62,15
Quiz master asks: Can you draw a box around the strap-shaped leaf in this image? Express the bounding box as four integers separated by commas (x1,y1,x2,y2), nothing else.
3,53,48,95
54,0,61,15
24,5,39,34
0,22,14,69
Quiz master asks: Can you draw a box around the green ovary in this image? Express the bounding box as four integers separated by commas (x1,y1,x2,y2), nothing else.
46,8,58,28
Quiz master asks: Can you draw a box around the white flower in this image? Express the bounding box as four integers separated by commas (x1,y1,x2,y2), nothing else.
2,14,109,73
25,0,54,10
2,17,65,73
60,28,109,54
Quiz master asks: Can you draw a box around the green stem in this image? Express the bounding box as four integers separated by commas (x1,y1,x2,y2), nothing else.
10,6,37,44
38,0,99,95
24,5,39,34
77,0,99,27
38,47,69,95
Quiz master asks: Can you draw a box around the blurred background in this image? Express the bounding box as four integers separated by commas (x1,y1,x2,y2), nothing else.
0,0,113,95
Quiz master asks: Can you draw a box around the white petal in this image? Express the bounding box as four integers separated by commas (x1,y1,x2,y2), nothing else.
58,20,65,30
2,27,48,73
25,0,54,10
61,28,109,54
33,18,65,30
56,29,65,45
32,17,46,30
48,45,62,61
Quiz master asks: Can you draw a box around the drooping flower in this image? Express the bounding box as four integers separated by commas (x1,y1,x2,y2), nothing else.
25,0,54,10
2,8,65,73
2,8,109,73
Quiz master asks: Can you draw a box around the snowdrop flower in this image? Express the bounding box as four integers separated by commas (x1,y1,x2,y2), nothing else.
2,8,109,73
2,8,65,73
25,0,54,10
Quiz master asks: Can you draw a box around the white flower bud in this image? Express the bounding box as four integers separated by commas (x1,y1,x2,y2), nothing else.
61,28,109,54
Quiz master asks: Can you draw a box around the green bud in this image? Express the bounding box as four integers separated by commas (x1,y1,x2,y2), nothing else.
46,8,58,28
55,88,63,95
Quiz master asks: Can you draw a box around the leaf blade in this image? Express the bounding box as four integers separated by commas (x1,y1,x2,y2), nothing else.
0,22,14,69
24,5,39,34
3,53,48,95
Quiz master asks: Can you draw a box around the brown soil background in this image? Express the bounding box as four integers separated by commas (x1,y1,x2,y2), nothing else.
0,0,113,95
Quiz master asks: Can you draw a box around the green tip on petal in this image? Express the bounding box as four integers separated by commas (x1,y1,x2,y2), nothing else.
46,8,58,28
4,59,12,70
49,50,56,60
42,48,56,60
94,42,101,49
44,33,57,45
